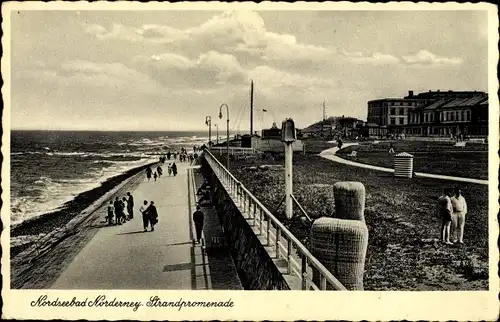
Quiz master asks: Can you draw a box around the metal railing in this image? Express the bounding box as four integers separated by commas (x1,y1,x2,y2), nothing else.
210,146,257,155
204,150,346,290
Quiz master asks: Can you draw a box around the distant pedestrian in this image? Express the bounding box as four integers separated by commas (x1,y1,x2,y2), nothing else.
106,201,114,225
122,197,130,220
114,197,125,225
451,187,468,244
171,162,177,176
154,172,158,181
147,201,159,232
168,165,172,176
438,188,453,245
146,166,152,182
127,192,134,219
140,200,149,232
192,205,204,244
157,165,163,177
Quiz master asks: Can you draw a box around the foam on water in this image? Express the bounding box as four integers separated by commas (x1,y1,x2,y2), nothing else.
10,131,209,226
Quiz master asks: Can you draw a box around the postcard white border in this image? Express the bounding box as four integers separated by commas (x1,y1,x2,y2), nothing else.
2,2,499,321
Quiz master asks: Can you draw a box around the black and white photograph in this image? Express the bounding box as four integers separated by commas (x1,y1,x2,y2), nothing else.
2,2,499,321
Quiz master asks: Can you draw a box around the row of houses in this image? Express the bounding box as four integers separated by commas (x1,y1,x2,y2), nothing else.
366,90,489,138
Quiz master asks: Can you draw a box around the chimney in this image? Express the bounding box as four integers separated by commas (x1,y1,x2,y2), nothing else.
408,90,414,97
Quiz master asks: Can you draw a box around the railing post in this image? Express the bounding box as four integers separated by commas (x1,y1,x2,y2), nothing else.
320,275,327,290
267,219,271,246
287,238,292,274
259,209,264,235
275,227,281,258
301,256,307,290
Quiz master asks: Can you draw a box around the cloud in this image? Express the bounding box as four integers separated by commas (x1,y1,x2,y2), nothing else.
402,50,463,66
341,50,400,65
19,60,164,95
133,50,248,88
83,11,335,66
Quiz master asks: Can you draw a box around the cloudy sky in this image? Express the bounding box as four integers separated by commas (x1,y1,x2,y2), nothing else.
9,8,489,131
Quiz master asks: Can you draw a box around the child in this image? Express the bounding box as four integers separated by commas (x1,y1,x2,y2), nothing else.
153,172,158,181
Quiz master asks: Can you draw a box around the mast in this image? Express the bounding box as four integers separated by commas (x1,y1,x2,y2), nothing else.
250,80,254,136
322,100,326,137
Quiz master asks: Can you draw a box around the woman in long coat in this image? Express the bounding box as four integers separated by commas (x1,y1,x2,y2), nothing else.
147,201,159,232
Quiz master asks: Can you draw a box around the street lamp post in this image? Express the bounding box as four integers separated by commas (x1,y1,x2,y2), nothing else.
219,103,230,169
215,124,219,144
205,116,212,147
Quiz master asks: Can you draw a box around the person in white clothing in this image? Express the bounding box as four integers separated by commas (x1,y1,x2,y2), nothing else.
139,200,149,232
438,188,453,245
122,197,129,220
451,187,468,244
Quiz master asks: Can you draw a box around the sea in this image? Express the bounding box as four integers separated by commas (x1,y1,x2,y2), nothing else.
9,130,212,226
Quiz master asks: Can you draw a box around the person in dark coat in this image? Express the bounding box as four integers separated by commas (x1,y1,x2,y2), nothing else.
127,192,134,219
106,201,114,225
147,201,159,232
146,166,152,181
192,205,204,243
113,197,124,225
171,162,177,176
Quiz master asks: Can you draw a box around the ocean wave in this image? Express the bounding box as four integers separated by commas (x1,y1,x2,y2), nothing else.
10,131,208,226
10,157,155,225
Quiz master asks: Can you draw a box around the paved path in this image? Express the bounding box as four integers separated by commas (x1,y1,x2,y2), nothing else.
51,161,241,290
320,143,488,185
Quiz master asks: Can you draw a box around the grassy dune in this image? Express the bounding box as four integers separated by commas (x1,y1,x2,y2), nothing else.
217,153,489,290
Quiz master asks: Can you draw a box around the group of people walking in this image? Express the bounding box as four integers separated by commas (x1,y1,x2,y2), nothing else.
145,163,177,181
106,192,135,225
438,187,468,245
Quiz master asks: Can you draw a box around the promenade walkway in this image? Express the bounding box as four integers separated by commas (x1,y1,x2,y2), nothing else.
51,161,242,290
320,143,488,185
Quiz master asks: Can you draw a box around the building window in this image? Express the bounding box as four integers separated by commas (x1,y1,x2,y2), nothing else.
450,111,455,121
461,111,465,122
466,110,471,121
399,118,404,125
399,108,404,115
440,112,443,122
390,118,396,125
390,108,396,115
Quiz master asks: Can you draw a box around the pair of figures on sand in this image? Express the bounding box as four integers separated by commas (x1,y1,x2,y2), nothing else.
139,200,159,232
439,187,468,245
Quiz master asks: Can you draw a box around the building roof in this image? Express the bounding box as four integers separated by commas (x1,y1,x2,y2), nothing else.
423,99,452,110
442,95,488,108
368,98,425,103
479,97,489,105
404,90,487,99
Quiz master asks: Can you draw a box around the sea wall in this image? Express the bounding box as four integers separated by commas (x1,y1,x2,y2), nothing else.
200,157,290,290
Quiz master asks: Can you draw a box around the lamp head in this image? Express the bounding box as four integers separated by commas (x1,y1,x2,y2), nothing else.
219,112,223,119
281,118,297,143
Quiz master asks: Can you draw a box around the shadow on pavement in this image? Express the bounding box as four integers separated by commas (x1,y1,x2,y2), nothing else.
117,230,147,235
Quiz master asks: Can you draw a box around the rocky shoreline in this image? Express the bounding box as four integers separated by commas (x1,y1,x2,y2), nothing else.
10,162,156,258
